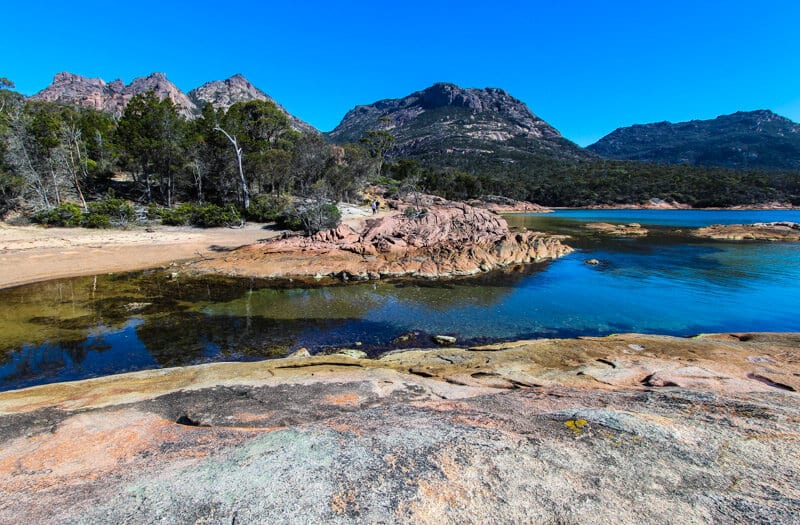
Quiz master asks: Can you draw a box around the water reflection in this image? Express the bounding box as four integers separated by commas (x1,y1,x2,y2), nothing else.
2,209,800,391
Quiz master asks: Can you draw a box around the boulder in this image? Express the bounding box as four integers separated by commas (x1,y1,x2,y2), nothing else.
432,335,457,346
1,332,799,524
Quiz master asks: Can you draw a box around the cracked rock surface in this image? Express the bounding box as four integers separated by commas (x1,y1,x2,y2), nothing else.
1,333,798,524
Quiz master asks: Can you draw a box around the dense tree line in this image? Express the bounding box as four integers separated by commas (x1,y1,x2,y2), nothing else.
388,149,800,208
0,81,374,230
2,78,798,229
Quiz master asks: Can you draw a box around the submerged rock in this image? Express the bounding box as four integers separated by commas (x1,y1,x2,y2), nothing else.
287,347,311,358
334,348,368,359
585,222,649,236
692,222,800,241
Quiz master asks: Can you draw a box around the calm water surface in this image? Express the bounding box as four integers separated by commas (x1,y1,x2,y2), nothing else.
2,209,799,391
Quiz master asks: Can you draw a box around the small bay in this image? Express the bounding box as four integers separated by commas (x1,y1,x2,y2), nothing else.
2,209,799,391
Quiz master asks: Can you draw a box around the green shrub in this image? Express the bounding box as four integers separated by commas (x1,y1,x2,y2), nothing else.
147,203,163,221
193,203,241,227
246,193,292,222
86,196,136,226
157,203,241,228
33,203,83,227
82,213,111,228
158,203,192,226
278,200,341,234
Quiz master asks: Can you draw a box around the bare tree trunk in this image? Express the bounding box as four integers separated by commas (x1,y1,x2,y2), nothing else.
191,159,204,203
214,125,249,209
48,161,61,206
63,124,87,210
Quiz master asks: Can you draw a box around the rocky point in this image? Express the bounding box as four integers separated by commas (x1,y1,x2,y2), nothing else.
192,195,571,280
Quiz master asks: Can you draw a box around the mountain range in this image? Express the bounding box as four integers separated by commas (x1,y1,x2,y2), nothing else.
29,72,316,134
27,72,800,172
588,110,800,171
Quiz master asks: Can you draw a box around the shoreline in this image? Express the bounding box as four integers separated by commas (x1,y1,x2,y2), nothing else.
0,209,384,290
2,204,798,290
1,207,798,522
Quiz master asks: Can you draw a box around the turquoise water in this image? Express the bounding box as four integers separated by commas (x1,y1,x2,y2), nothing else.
1,209,799,391
547,208,800,227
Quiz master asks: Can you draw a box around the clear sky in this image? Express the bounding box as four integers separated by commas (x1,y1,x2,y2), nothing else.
3,0,799,146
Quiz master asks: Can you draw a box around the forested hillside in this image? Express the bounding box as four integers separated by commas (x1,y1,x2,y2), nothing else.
1,77,799,229
588,110,800,172
0,79,371,230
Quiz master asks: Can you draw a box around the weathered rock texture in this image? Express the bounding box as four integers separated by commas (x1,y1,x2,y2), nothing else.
192,196,572,280
30,72,317,132
692,222,800,241
1,332,799,524
585,222,649,237
31,71,197,118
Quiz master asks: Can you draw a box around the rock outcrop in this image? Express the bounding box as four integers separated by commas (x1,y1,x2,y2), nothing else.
692,222,800,241
188,74,317,133
585,222,649,236
30,72,317,131
192,196,572,280
31,71,196,118
466,195,552,214
1,332,798,524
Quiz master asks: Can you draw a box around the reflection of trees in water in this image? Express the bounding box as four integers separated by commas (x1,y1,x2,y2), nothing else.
0,272,261,356
135,312,353,367
1,265,553,384
384,263,550,311
0,337,113,391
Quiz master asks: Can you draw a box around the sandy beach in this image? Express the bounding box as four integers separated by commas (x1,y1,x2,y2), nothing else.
0,205,383,289
0,222,282,289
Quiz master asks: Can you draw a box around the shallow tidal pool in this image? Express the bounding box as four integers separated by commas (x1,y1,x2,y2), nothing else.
2,209,800,391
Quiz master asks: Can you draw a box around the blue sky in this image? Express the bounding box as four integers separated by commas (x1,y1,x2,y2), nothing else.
3,0,799,145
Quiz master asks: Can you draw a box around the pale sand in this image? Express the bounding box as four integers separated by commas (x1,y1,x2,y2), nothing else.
0,206,385,290
0,223,280,289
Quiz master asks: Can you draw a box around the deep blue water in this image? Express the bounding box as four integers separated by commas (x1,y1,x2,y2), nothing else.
1,209,799,391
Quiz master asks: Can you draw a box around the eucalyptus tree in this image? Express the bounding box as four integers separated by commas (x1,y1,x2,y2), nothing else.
0,78,24,210
3,101,67,209
360,117,395,179
215,99,298,208
116,91,187,206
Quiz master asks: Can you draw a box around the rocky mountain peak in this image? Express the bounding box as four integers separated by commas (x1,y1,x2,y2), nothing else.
50,71,105,87
126,72,195,117
28,72,317,133
187,74,317,134
327,82,584,163
31,71,195,117
416,83,514,113
31,72,119,114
